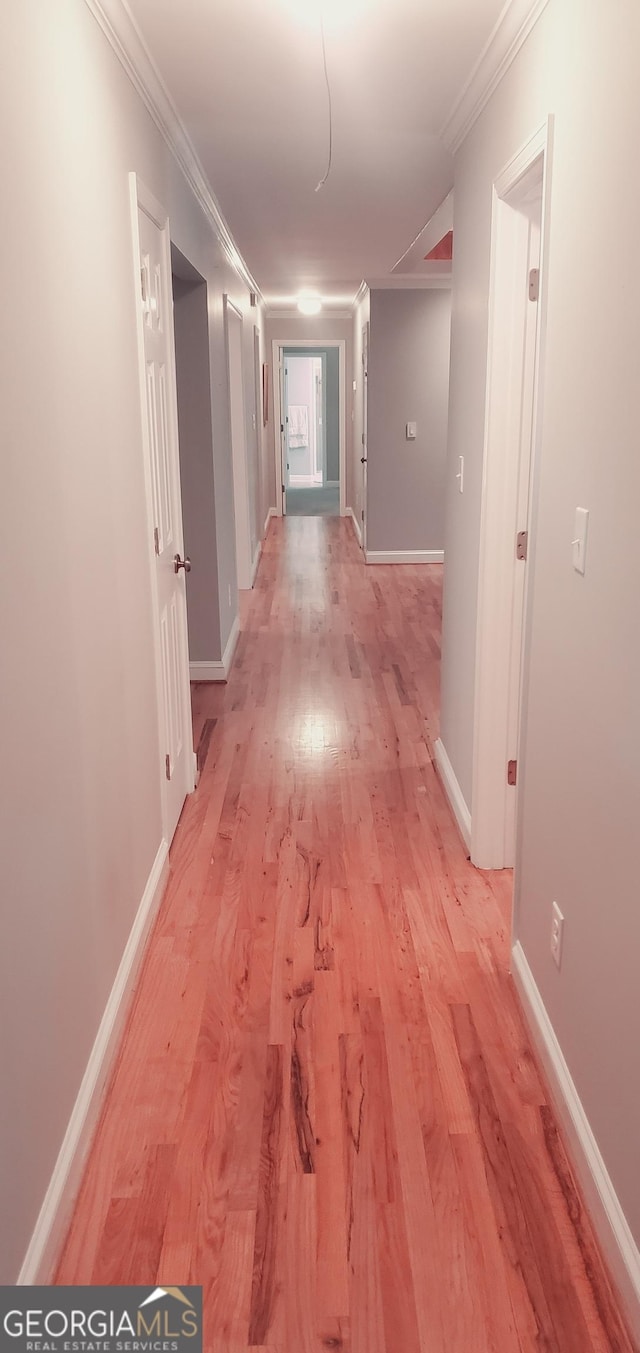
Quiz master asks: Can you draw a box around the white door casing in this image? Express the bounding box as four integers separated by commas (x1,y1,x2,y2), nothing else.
361,323,369,551
504,194,542,858
281,357,288,511
470,120,552,872
130,175,195,846
253,325,263,535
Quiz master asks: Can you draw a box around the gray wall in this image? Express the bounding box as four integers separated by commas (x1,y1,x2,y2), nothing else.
173,274,221,663
367,288,451,552
440,0,640,1282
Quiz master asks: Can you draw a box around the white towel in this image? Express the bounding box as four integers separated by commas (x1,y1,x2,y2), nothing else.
288,404,309,448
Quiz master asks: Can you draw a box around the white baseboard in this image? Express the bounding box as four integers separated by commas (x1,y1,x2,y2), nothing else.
346,506,363,548
365,549,444,565
221,612,240,679
17,839,170,1284
512,943,640,1344
190,660,225,681
189,613,240,684
263,506,277,537
434,737,472,850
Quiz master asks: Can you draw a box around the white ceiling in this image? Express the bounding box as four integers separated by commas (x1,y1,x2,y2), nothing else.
127,0,507,308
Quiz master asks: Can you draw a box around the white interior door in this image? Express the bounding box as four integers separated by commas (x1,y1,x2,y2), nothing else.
280,355,288,511
504,188,542,859
470,131,548,871
134,183,194,845
225,300,253,587
361,323,369,550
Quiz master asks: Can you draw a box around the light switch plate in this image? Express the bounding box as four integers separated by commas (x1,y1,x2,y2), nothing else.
572,507,589,575
406,421,417,440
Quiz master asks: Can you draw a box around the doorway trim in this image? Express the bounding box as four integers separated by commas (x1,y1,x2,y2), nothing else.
271,338,347,517
224,296,254,589
128,173,196,844
470,119,553,870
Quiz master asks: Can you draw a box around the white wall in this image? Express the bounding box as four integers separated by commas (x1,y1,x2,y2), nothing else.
0,0,263,1280
440,0,640,1283
367,288,451,553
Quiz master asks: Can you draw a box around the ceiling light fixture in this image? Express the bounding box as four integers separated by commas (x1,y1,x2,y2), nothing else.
297,292,322,315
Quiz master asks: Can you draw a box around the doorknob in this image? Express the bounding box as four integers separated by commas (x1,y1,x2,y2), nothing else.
174,553,191,573
360,456,367,464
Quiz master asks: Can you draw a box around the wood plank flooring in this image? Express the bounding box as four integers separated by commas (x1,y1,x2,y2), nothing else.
57,517,636,1352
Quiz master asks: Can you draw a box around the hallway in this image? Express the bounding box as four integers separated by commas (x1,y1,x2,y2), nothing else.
56,519,631,1351
285,485,340,516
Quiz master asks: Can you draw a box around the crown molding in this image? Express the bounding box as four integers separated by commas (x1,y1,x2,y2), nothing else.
440,0,551,154
83,0,263,301
352,281,369,310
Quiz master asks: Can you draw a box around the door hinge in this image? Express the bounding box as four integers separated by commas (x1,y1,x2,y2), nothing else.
361,509,364,522
516,530,528,561
507,759,517,786
528,268,540,302
165,753,171,781
140,266,147,302
361,432,365,444
282,483,285,494
153,526,160,555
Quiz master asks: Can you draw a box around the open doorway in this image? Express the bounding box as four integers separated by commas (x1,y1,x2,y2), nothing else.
283,350,338,515
171,246,221,763
272,339,346,518
283,349,339,515
171,247,219,674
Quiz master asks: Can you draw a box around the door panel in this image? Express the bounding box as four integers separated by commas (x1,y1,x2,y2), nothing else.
137,197,193,843
281,357,288,513
362,323,369,551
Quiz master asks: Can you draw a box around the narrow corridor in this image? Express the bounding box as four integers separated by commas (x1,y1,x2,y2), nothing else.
56,518,632,1352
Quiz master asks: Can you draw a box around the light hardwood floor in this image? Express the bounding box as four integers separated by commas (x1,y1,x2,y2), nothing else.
57,516,635,1352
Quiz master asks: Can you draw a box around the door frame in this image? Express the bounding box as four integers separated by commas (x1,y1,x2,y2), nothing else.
361,322,369,552
224,296,253,588
271,338,347,517
470,119,553,870
253,324,264,536
128,173,196,845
